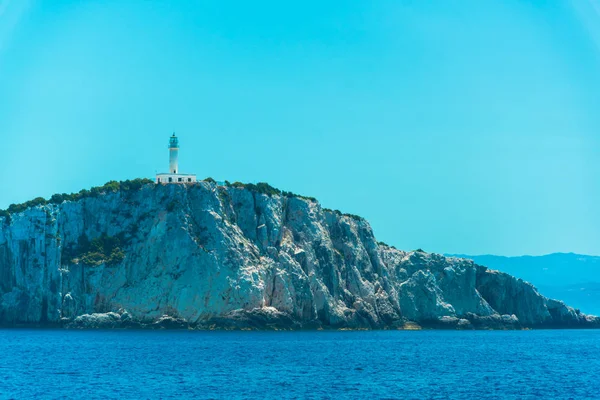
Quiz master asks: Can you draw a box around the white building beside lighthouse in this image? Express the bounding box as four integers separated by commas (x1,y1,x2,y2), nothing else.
156,134,197,184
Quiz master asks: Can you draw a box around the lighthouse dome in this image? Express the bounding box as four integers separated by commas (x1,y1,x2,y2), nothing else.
169,134,179,149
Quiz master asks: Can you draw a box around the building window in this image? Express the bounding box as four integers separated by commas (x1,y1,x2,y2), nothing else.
168,177,173,183
188,178,191,182
157,178,161,183
178,178,182,182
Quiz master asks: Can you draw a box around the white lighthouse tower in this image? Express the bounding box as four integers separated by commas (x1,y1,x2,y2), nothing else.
169,134,179,173
156,133,197,184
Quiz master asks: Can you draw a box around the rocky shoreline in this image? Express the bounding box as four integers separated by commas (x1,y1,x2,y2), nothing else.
61,309,599,330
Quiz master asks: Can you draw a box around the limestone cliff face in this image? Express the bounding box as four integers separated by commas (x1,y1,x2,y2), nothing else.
0,182,597,329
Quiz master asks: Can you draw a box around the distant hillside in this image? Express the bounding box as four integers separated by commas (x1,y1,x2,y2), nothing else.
449,253,600,316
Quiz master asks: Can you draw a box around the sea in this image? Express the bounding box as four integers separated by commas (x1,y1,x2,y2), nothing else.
0,329,598,399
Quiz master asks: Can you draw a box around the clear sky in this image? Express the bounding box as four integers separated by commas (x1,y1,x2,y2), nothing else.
1,0,599,256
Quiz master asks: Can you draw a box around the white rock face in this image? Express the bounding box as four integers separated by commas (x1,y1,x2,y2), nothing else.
0,183,597,329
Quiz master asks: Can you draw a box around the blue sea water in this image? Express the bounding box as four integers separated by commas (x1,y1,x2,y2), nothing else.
0,330,599,399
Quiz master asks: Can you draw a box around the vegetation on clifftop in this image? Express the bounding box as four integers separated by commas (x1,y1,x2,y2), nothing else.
0,178,154,217
226,181,317,202
323,208,364,222
0,177,361,226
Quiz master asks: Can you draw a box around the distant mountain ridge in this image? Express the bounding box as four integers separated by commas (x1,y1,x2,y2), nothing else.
448,253,600,316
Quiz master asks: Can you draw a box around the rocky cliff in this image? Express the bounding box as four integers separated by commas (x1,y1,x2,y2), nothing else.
0,181,597,329
450,253,600,316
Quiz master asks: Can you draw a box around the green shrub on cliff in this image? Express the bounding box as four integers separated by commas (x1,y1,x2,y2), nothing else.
229,181,317,201
229,182,281,197
6,197,47,214
323,208,342,216
66,233,126,266
119,178,152,192
281,191,316,202
248,182,281,196
1,178,155,215
222,180,319,201
343,213,363,221
92,181,120,196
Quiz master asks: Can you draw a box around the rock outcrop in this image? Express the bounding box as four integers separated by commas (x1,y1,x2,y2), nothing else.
0,182,597,330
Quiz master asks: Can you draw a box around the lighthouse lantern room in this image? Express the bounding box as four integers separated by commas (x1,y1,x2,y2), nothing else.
156,134,197,184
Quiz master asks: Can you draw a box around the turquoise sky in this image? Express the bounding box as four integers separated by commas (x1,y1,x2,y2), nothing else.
1,0,599,256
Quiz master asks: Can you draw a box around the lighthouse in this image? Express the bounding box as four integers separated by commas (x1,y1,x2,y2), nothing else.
156,133,197,184
169,134,179,173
